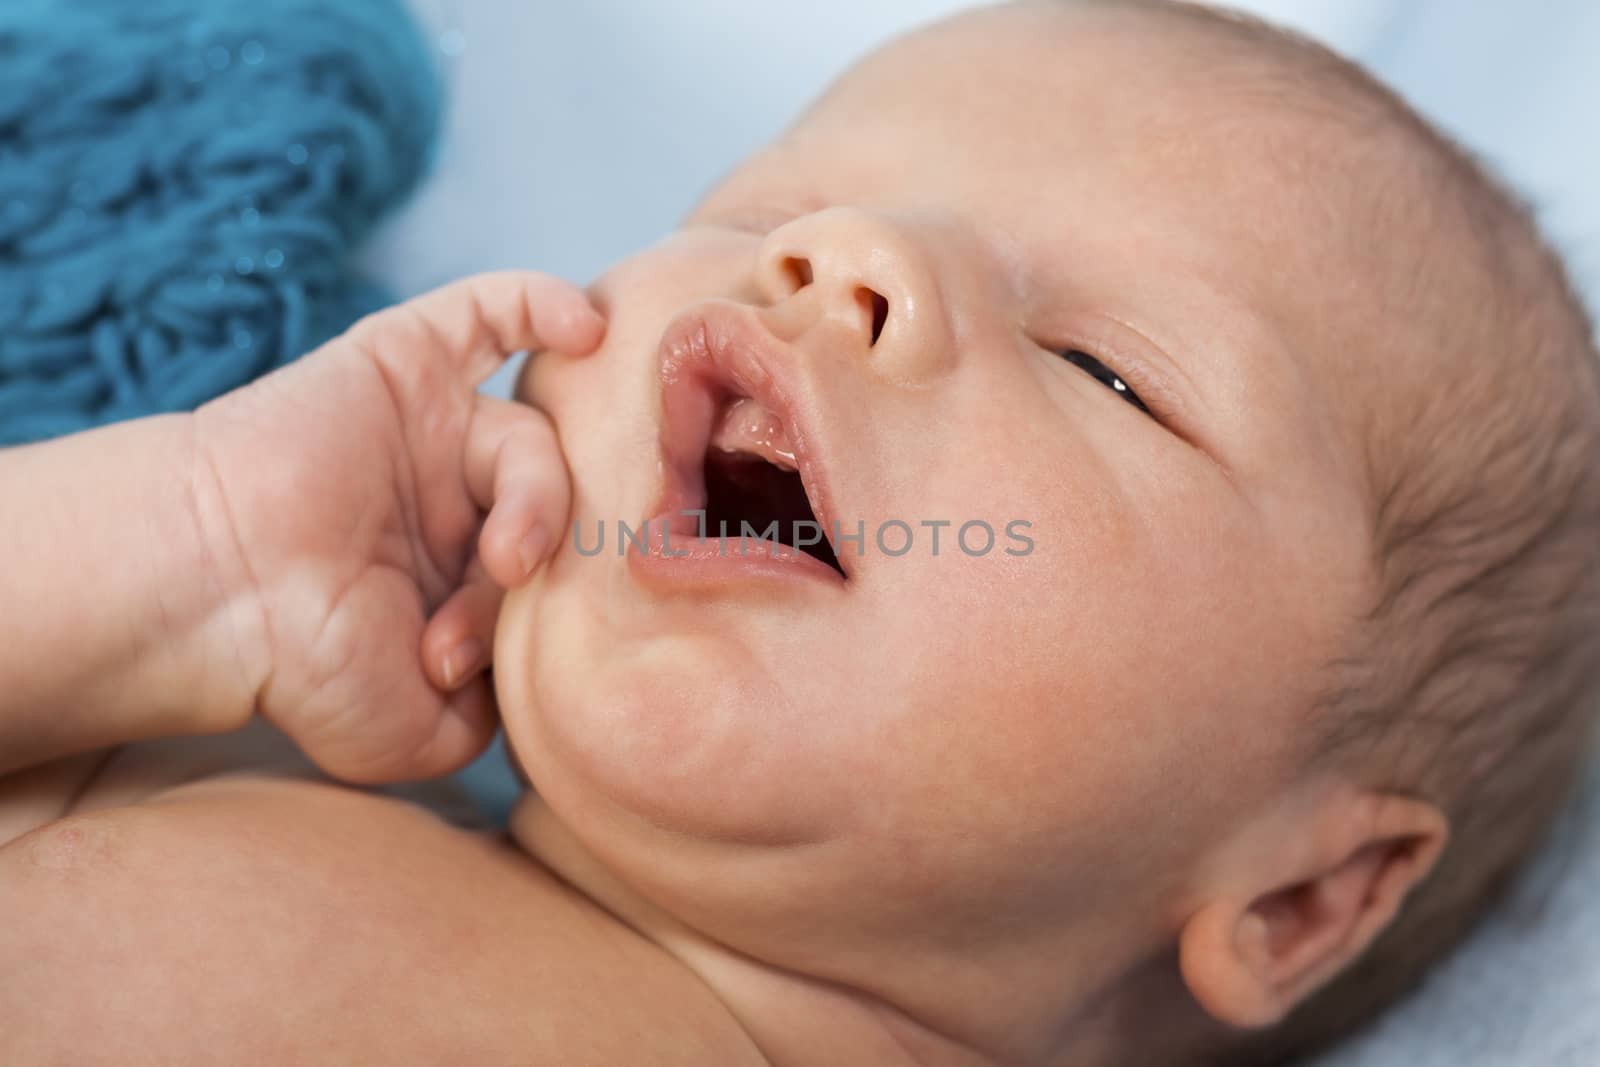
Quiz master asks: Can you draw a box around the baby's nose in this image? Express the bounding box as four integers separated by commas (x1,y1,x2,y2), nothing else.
753,207,953,385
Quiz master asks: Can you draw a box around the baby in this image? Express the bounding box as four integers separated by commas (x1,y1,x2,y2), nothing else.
498,1,1600,1062
4,1,1599,1065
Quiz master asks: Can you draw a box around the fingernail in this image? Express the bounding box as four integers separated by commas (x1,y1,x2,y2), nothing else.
572,305,606,347
518,526,549,577
443,637,485,689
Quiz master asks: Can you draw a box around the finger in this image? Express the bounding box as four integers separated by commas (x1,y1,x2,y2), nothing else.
348,271,606,387
463,394,571,587
422,555,504,691
298,604,501,786
403,674,500,780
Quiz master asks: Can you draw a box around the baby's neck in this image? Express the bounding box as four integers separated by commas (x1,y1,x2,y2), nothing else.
507,794,1204,1067
510,794,993,1066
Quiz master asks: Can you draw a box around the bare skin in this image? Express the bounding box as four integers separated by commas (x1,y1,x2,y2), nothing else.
0,271,767,1064
0,728,765,1065
3,5,1461,1066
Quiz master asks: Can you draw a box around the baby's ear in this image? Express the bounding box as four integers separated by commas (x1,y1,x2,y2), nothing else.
1176,790,1449,1029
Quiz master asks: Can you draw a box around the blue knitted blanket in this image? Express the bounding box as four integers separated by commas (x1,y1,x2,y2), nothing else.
0,0,440,446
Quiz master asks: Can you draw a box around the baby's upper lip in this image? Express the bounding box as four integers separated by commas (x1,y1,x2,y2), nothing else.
651,301,843,569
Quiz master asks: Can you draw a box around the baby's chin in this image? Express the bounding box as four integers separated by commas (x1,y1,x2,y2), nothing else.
492,576,849,850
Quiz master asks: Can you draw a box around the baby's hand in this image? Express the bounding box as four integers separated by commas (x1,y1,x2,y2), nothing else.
190,273,603,783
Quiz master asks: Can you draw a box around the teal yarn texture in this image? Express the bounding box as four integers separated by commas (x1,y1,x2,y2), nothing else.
0,0,441,446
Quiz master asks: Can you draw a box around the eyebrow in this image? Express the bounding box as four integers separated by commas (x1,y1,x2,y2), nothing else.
694,206,799,235
690,177,834,233
1140,269,1283,404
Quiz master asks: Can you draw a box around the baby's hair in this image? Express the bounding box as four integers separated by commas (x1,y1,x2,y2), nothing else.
1060,0,1600,1062
1290,105,1600,1067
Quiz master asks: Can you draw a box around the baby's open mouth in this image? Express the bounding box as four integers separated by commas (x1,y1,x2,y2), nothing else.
647,303,849,587
703,397,844,576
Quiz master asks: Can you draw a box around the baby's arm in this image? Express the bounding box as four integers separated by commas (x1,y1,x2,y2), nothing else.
0,272,602,825
0,413,256,781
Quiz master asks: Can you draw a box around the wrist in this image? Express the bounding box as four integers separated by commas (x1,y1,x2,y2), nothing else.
0,413,264,775
176,412,273,735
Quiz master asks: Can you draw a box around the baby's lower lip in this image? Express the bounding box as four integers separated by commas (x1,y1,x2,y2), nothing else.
626,511,848,592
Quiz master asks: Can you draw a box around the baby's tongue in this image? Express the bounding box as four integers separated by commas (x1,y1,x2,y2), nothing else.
709,397,797,470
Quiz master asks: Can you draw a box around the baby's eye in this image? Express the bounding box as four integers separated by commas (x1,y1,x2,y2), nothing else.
1057,349,1151,416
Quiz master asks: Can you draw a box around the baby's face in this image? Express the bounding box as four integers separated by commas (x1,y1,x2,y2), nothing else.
498,3,1376,965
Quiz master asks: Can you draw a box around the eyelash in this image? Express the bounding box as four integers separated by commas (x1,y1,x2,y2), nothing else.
1056,349,1152,416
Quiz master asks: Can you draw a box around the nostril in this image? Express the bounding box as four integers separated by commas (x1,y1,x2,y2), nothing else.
781,256,814,292
857,287,889,346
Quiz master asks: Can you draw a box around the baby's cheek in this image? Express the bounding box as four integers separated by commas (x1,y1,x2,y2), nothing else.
500,726,533,789
491,583,555,786
494,570,851,847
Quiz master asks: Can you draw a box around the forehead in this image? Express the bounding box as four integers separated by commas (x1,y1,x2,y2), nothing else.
698,4,1367,340
705,5,1329,239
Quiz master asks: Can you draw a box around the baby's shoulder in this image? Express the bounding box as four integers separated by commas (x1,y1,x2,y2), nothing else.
0,739,765,1065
